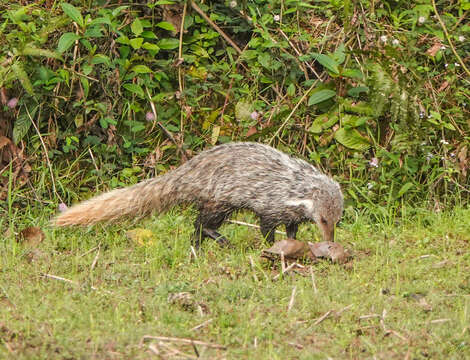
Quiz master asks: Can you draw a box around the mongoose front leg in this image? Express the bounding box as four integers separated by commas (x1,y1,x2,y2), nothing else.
285,223,299,239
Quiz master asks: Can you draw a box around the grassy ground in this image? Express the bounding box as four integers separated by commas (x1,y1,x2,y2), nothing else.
1,206,469,359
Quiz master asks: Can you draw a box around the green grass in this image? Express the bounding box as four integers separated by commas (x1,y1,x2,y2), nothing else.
1,207,470,359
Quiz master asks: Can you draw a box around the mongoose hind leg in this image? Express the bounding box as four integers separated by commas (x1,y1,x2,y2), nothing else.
260,218,276,243
285,223,299,239
192,206,232,248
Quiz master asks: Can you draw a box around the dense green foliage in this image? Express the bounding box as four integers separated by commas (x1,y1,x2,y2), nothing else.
0,0,468,215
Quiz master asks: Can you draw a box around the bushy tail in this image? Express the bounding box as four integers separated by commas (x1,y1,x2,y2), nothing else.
54,177,173,226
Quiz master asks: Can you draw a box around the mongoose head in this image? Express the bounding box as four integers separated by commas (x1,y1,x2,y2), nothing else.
311,181,343,242
286,179,343,241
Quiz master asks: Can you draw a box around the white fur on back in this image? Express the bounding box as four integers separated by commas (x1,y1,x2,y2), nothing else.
285,199,315,217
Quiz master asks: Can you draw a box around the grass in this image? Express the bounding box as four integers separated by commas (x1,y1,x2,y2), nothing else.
1,206,470,359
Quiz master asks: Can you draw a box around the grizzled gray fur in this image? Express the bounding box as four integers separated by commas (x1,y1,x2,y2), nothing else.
55,142,344,246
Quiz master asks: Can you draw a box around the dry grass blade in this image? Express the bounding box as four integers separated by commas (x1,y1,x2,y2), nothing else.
190,318,213,332
141,335,226,350
287,286,297,312
273,262,297,280
249,255,259,282
310,267,318,293
313,310,333,325
430,318,451,324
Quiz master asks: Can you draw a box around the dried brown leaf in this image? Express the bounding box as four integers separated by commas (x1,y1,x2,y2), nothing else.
426,42,442,57
17,226,45,247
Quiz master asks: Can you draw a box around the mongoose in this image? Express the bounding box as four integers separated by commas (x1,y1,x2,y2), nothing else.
54,142,344,246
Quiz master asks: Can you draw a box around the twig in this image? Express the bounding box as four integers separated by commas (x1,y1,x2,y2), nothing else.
310,267,318,293
190,1,242,54
157,121,188,162
41,273,109,293
313,310,333,325
430,318,451,324
148,343,160,355
42,273,78,286
336,304,353,316
88,148,100,173
90,244,101,271
380,309,408,341
278,29,321,79
141,335,226,350
226,219,286,234
287,286,297,312
25,106,63,202
190,318,213,332
79,245,100,257
359,314,380,320
190,246,198,260
249,255,259,282
280,251,286,273
273,262,297,280
155,341,197,359
431,0,470,77
268,81,317,145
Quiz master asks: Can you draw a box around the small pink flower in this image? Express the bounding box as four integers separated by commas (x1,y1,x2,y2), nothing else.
369,157,379,168
7,97,18,108
250,111,260,121
58,203,68,212
145,112,155,121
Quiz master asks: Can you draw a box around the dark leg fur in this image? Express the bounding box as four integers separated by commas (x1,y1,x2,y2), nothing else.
285,223,299,239
192,206,232,248
260,218,276,243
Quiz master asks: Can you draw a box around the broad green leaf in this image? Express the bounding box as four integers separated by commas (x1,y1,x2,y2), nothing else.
157,38,179,50
61,3,84,28
333,43,346,65
123,83,145,98
308,89,336,105
84,26,103,38
131,65,152,74
342,114,368,128
21,46,61,59
57,32,80,53
142,42,160,52
141,31,157,39
13,104,38,144
347,86,369,97
442,122,456,130
131,18,143,36
310,112,339,133
241,50,258,60
74,113,84,128
311,53,340,75
298,2,315,8
156,21,176,32
80,76,89,99
397,182,414,198
287,83,295,97
129,37,144,49
342,68,363,79
334,128,370,150
91,54,111,67
211,125,220,145
116,35,130,45
11,62,34,96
